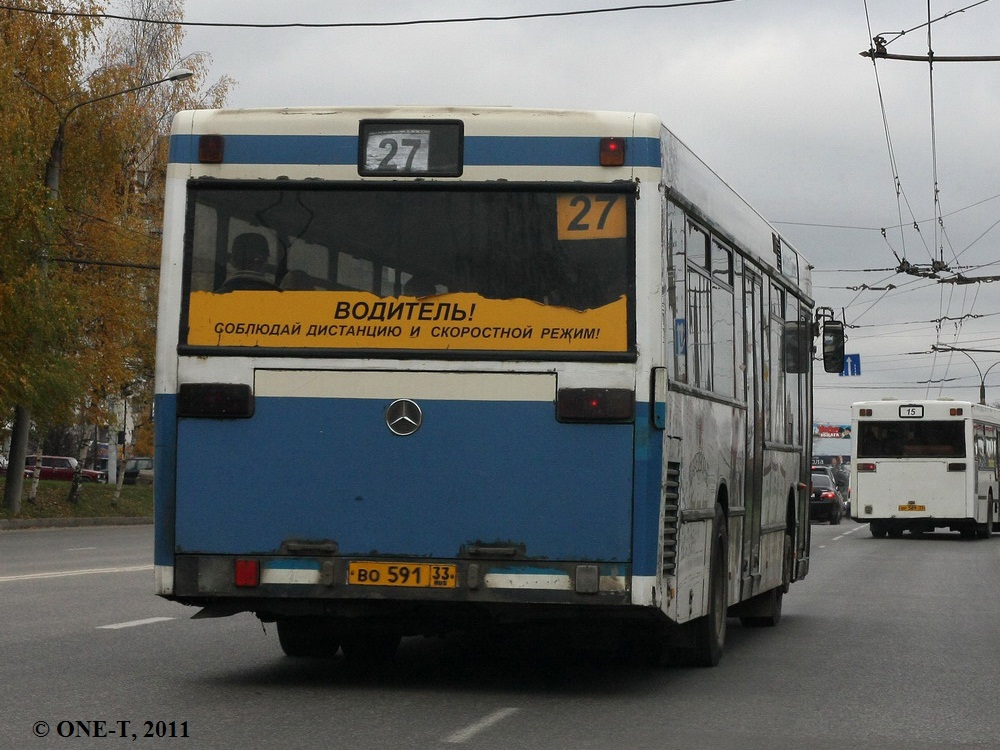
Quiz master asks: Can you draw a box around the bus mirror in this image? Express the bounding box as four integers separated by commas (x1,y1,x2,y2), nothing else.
822,321,846,374
783,320,811,374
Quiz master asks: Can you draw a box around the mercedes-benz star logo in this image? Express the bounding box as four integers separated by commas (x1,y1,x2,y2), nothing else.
385,399,423,436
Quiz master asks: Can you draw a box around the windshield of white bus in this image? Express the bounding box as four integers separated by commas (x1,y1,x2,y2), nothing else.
857,421,966,459
181,182,634,356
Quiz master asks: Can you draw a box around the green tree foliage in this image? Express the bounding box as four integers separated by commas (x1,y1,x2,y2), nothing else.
1,0,230,438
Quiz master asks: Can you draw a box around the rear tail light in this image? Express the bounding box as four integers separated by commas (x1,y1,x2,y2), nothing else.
234,559,260,588
178,383,254,418
947,462,966,472
857,463,876,472
556,388,634,422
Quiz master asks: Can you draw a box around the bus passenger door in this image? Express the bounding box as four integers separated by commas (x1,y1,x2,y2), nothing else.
741,270,765,599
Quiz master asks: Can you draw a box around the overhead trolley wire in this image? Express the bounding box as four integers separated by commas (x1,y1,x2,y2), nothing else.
867,0,995,52
862,1,927,272
0,1,743,29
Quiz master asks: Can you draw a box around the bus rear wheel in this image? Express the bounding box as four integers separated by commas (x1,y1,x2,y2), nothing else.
682,505,728,667
740,532,790,628
976,502,993,538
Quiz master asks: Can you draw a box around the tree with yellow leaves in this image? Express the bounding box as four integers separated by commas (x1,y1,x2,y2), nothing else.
2,0,231,511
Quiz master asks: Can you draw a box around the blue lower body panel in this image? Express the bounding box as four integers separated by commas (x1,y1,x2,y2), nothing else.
171,394,634,563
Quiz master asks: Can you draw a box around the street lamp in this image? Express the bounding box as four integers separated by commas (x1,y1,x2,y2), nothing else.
42,68,194,199
3,68,192,514
933,346,1000,405
978,361,1000,406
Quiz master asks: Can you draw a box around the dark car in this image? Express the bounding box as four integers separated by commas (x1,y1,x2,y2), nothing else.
123,457,154,485
23,455,107,483
809,470,844,524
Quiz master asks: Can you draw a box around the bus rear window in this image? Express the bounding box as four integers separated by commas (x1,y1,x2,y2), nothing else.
857,421,966,458
182,183,633,356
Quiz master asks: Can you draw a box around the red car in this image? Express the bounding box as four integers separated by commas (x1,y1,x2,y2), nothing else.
23,455,107,483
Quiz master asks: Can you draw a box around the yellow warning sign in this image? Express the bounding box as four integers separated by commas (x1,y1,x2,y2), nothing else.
186,290,628,353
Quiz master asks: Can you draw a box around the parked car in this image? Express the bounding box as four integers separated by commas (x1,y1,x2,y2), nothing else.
809,469,844,524
23,455,107,483
123,457,154,485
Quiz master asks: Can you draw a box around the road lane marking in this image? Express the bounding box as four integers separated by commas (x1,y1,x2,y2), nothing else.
444,708,520,744
0,564,153,583
833,526,863,541
98,617,175,630
67,547,98,551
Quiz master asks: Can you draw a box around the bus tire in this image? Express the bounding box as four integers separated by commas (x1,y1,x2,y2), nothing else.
739,586,783,628
870,521,887,538
740,531,791,628
977,496,994,538
689,505,728,666
276,617,341,658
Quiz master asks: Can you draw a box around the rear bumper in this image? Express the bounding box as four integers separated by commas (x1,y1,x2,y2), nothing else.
164,554,633,620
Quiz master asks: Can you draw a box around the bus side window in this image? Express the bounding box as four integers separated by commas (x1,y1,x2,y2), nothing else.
782,320,810,374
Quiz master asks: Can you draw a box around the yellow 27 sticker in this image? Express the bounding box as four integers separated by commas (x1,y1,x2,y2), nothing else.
556,194,627,240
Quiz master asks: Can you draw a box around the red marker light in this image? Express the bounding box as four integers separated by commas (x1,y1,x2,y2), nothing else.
599,137,626,166
199,134,225,164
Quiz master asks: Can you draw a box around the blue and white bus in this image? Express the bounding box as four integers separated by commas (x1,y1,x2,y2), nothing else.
154,106,842,665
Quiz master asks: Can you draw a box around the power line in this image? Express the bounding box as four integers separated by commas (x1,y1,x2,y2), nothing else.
844,311,998,329
0,1,743,29
865,0,996,53
774,190,1000,232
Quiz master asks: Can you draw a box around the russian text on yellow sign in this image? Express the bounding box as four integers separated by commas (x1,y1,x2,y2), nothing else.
187,291,628,352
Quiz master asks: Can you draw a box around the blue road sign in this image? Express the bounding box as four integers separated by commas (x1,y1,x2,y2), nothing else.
840,354,861,377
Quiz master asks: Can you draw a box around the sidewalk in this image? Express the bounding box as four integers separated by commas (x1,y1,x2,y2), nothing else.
0,516,153,530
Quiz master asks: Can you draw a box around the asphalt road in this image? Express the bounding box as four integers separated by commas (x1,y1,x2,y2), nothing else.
2,522,998,750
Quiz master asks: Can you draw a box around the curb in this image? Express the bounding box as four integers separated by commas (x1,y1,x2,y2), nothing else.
0,516,153,530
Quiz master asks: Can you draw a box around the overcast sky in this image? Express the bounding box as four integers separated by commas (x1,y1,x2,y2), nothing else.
174,0,1000,424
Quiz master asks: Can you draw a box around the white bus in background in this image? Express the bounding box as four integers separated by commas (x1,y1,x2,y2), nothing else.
851,399,1000,538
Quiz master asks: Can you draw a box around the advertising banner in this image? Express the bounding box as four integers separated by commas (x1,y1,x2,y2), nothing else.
187,290,628,353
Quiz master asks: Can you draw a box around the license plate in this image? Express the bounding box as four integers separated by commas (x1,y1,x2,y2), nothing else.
348,561,457,588
898,504,926,512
